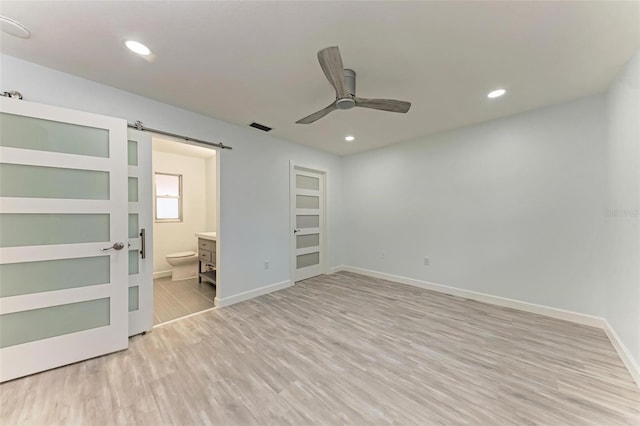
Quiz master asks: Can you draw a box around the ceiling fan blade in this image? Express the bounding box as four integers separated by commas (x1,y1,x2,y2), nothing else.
296,102,338,124
317,46,350,99
354,97,411,113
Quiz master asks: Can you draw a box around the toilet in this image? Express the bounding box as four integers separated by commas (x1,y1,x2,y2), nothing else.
165,251,199,281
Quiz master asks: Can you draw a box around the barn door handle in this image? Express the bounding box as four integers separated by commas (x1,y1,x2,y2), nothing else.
101,242,125,251
139,228,146,259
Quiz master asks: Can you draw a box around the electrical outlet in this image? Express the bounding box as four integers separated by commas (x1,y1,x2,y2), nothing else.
423,257,429,266
264,260,269,270
380,251,386,260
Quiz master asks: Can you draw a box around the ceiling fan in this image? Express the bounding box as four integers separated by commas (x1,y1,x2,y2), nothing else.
296,46,411,124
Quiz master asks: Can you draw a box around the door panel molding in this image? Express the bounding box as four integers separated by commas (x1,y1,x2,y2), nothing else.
0,284,112,314
0,146,112,171
0,198,112,213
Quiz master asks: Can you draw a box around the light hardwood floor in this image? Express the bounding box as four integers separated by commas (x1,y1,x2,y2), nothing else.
1,272,638,425
153,277,216,325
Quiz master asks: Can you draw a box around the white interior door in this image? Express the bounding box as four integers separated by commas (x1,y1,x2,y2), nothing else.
126,129,153,336
0,98,129,382
290,164,325,282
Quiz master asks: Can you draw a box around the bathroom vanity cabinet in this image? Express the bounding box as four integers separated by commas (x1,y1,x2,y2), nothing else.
195,232,216,286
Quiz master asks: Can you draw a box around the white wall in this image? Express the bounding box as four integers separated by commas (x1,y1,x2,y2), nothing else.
4,52,635,349
205,156,217,232
343,95,607,316
605,51,640,366
152,150,206,274
0,54,344,301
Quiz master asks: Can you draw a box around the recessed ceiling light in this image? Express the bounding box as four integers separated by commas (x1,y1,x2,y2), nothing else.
345,135,355,142
487,89,506,99
0,16,30,39
125,40,151,56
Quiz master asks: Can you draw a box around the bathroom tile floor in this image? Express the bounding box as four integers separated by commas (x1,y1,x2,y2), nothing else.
153,276,216,325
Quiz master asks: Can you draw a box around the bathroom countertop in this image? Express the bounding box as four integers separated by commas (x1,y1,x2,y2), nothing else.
195,232,217,241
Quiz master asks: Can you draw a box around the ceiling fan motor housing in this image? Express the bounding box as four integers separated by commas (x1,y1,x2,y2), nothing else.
344,69,356,95
336,98,356,110
336,69,356,109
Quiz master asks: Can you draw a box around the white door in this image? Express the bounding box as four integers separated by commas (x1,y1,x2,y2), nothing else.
290,164,326,282
0,98,129,382
126,129,153,336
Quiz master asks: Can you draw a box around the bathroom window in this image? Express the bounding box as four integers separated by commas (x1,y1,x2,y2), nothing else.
155,173,182,222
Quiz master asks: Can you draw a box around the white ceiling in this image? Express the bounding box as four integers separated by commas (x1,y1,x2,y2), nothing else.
1,1,638,156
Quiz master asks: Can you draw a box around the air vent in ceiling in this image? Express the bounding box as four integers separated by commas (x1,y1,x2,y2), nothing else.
249,122,272,132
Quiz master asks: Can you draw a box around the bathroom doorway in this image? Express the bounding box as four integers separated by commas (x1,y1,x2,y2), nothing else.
151,137,218,325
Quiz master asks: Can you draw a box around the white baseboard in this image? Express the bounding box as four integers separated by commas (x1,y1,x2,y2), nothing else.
153,270,172,279
328,265,346,274
341,266,604,328
602,320,640,387
215,280,293,308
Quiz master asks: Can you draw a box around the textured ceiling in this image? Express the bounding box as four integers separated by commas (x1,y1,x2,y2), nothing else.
1,1,638,155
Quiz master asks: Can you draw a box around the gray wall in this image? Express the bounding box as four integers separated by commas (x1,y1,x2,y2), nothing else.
343,95,607,316
0,54,344,300
605,51,640,365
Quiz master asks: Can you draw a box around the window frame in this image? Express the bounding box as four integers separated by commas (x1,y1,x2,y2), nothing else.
154,172,183,223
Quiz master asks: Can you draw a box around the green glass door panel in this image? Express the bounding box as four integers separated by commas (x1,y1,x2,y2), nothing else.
127,140,138,166
296,215,320,229
128,250,139,275
0,164,109,200
296,174,319,190
128,177,138,202
0,298,110,348
296,195,319,209
128,286,139,312
0,256,110,297
128,214,139,239
0,113,109,157
0,214,109,247
297,252,320,269
296,234,320,249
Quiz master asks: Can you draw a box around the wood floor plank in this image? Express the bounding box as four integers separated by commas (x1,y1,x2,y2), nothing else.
1,271,638,425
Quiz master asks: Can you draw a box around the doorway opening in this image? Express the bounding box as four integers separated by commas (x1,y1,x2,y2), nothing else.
151,137,219,325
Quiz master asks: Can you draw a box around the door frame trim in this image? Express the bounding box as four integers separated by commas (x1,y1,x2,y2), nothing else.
289,161,328,283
